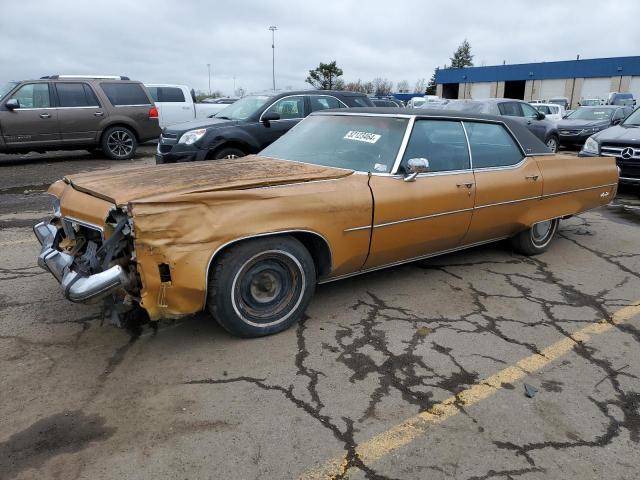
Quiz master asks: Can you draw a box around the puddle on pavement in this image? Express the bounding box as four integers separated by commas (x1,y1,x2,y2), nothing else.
0,184,50,195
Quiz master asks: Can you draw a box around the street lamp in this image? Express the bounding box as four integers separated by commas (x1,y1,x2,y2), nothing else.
269,26,277,91
206,63,211,96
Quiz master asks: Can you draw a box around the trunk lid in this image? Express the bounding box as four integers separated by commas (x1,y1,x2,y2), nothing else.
63,156,352,205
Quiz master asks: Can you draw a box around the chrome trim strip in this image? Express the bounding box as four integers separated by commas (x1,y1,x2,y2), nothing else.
318,236,510,284
473,156,527,172
391,116,416,174
344,225,371,232
63,215,104,233
373,207,474,229
460,121,474,169
541,183,617,198
475,195,540,209
204,229,334,297
313,111,414,119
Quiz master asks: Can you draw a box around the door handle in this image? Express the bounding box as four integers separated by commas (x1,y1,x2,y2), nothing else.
456,182,474,189
94,111,104,117
525,174,539,181
39,113,51,119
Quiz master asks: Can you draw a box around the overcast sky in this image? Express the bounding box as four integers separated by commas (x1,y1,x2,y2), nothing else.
2,0,639,95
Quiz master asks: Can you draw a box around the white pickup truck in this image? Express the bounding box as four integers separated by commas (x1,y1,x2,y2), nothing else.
144,84,237,128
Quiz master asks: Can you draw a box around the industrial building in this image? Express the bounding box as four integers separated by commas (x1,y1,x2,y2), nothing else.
434,55,640,108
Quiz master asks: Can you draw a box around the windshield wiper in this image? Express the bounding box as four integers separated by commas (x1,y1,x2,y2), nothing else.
216,115,232,120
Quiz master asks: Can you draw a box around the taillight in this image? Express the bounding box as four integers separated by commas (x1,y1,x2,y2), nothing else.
149,106,158,119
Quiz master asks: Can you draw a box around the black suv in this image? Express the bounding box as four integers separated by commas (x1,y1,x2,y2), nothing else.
155,90,374,163
0,76,161,160
443,99,560,152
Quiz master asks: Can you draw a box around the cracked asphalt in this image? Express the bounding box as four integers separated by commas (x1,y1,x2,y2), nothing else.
1,148,639,480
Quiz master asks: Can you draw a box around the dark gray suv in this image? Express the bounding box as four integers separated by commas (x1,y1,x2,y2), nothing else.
0,76,161,160
443,98,560,152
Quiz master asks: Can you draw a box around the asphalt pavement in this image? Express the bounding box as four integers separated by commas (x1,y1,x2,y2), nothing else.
1,148,639,480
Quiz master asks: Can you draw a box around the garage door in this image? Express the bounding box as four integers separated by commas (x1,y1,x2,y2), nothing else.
471,82,492,99
580,77,610,101
628,77,640,101
539,79,566,101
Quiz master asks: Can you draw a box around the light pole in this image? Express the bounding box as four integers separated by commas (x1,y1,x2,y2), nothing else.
269,26,277,91
207,63,211,96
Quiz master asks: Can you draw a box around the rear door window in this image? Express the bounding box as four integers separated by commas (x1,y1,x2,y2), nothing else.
100,82,150,106
309,95,344,112
10,83,50,108
498,102,523,117
158,87,185,102
464,121,523,169
55,83,100,107
343,96,371,107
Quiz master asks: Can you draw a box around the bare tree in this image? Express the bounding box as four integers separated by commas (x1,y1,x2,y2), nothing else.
363,81,375,94
344,79,367,93
414,78,427,94
397,80,410,93
372,77,393,96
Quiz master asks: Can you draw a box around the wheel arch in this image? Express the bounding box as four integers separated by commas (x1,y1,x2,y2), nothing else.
99,122,140,143
206,139,255,159
205,229,333,298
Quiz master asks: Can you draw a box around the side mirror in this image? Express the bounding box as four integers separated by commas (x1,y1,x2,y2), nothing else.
612,118,622,125
5,99,19,110
404,157,430,182
261,111,280,126
536,111,546,120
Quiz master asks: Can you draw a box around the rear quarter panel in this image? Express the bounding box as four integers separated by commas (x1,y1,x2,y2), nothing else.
532,153,618,222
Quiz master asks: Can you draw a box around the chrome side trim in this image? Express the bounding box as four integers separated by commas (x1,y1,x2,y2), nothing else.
373,207,474,229
391,116,416,174
473,156,527,173
460,121,474,169
343,225,371,232
475,195,540,209
541,183,617,199
318,236,510,284
204,229,334,295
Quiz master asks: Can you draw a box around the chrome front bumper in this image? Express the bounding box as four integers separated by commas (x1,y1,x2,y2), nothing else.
34,221,130,303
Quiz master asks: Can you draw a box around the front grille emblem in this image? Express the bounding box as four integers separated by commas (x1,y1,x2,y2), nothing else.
621,147,634,159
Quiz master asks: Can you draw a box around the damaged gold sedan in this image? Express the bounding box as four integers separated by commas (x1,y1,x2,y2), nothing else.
35,109,618,337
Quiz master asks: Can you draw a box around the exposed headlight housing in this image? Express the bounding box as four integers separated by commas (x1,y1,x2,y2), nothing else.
178,128,207,145
582,136,599,154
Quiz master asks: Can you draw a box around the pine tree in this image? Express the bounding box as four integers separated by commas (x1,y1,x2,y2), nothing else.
450,40,474,68
306,61,344,90
426,68,438,95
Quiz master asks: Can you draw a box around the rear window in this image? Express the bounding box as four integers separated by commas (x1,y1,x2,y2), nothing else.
56,83,100,107
100,82,150,106
343,96,372,108
149,87,185,103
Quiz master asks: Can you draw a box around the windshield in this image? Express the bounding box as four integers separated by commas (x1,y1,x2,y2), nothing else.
0,82,18,101
214,95,270,120
260,114,409,173
581,99,601,106
548,99,567,105
622,108,640,126
568,108,614,121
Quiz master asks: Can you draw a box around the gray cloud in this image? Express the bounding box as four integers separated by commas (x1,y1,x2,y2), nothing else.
1,0,639,95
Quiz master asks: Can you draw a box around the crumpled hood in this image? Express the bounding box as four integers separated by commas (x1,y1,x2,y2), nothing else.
61,156,352,206
594,124,640,142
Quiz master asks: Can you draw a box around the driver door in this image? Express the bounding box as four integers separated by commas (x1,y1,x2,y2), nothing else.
365,119,475,269
253,95,306,149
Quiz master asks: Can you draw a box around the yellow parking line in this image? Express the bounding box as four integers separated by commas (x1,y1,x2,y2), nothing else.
0,239,38,247
301,302,640,480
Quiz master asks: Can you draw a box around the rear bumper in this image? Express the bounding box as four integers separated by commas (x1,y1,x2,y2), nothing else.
34,221,129,303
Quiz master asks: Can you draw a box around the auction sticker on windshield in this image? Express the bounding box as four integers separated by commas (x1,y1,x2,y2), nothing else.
344,130,381,143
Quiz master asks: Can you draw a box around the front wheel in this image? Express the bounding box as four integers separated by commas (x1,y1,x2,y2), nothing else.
207,236,316,337
213,147,245,160
545,135,559,153
510,218,560,256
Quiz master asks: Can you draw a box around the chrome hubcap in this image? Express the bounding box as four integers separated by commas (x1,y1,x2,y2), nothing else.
546,138,558,152
107,131,133,157
224,154,238,159
532,220,553,242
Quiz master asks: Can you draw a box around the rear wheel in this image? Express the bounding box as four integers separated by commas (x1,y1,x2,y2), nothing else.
213,147,245,160
510,218,559,256
207,236,316,337
102,126,137,160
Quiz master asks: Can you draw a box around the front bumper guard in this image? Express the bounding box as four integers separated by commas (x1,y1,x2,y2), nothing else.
34,221,129,303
